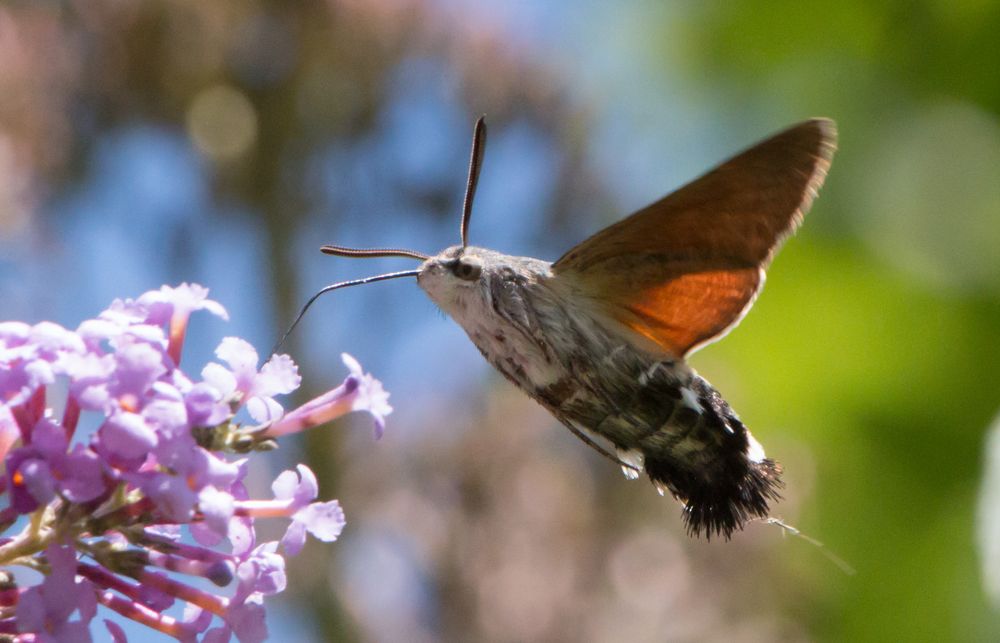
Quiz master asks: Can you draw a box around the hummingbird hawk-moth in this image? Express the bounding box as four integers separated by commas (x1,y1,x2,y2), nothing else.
294,117,836,539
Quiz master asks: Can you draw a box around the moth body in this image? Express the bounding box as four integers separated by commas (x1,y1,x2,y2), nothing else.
418,244,781,538
316,117,836,539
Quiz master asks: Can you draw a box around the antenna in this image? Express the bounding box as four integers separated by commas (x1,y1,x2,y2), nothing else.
460,116,488,248
320,245,428,261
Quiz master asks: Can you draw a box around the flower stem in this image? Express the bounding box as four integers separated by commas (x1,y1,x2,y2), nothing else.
0,522,49,568
136,570,229,617
77,563,157,610
96,589,199,642
61,396,81,441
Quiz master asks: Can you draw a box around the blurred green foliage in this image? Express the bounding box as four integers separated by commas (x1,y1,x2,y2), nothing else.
669,2,1000,640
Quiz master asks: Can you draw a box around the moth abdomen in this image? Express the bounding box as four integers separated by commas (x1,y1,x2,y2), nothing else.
551,352,784,539
638,375,784,539
646,455,783,540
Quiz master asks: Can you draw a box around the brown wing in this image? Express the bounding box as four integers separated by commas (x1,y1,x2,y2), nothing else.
554,118,836,357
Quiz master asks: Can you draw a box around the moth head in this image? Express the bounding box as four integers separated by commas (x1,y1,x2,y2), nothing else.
416,245,489,313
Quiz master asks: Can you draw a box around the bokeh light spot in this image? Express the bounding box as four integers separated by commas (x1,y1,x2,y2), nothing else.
186,84,258,162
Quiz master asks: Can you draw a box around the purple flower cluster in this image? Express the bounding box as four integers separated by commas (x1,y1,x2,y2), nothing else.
0,284,390,641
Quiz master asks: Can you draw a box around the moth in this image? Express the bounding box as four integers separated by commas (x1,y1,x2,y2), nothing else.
294,117,836,538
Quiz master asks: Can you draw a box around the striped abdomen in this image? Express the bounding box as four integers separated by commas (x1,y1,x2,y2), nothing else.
535,349,782,539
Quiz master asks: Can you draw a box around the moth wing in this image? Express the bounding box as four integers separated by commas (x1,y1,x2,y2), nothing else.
553,119,836,357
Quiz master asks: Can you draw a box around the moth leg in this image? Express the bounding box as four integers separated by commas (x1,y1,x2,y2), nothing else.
559,420,641,475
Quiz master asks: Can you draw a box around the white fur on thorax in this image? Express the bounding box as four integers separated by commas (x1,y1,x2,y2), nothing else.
465,313,563,388
419,246,678,392
417,247,564,389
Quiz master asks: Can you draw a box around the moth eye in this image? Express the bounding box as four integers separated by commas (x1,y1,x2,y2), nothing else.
452,260,482,281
